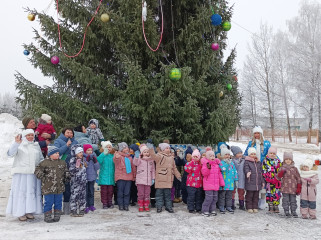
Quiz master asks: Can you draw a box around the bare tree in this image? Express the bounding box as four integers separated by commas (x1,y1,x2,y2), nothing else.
287,0,321,143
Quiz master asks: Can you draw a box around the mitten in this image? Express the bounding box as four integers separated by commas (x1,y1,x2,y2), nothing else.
135,150,140,158
296,183,302,195
86,155,90,162
152,179,155,185
207,162,211,169
306,178,312,182
247,172,251,178
93,156,98,164
235,181,238,188
277,168,286,178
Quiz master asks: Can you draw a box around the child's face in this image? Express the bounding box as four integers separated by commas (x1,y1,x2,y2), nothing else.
208,153,215,161
202,153,206,158
47,120,52,124
129,149,134,155
284,159,292,165
224,153,230,159
122,147,129,154
82,126,87,133
193,155,200,161
163,147,171,155
107,145,113,153
254,132,261,139
186,153,192,162
142,149,150,157
76,152,83,158
86,148,93,155
50,152,60,160
302,165,309,171
235,152,242,158
25,133,35,142
90,123,96,129
249,152,257,159
269,152,276,159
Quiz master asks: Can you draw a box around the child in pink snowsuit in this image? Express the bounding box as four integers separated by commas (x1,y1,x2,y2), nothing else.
201,150,224,216
133,144,155,212
300,158,319,219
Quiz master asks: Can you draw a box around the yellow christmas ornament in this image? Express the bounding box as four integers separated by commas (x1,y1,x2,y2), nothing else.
219,91,224,98
28,13,35,21
101,13,110,23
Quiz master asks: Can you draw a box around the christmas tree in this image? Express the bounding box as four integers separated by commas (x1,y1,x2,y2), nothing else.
16,0,240,144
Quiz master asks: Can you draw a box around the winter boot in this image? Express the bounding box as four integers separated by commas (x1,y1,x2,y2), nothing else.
231,199,236,210
138,200,144,212
226,207,234,214
70,210,78,217
44,211,54,223
124,206,129,211
63,202,70,215
268,203,274,213
78,209,85,217
284,210,291,217
273,205,280,213
239,200,245,210
202,212,210,217
219,206,225,214
53,210,62,222
84,207,90,214
291,211,298,218
258,199,266,210
165,207,174,213
144,200,150,212
173,198,180,203
119,205,124,211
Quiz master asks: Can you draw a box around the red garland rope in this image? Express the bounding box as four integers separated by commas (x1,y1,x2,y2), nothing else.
56,0,103,58
142,0,164,52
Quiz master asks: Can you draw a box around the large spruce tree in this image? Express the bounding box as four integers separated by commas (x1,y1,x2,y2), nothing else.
16,0,240,144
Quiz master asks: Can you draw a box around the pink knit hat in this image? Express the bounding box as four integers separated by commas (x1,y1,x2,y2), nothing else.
205,150,215,159
192,149,201,158
139,144,149,154
268,146,277,155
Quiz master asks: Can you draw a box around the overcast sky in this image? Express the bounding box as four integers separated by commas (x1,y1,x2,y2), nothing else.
0,0,303,94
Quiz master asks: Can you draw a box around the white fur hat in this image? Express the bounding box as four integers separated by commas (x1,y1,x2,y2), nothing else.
22,129,34,138
248,147,257,156
253,126,263,134
101,141,112,149
75,147,83,155
302,158,314,170
41,114,52,122
220,147,230,157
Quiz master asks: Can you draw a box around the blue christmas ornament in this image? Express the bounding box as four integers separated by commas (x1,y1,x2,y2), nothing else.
211,14,222,26
23,50,30,56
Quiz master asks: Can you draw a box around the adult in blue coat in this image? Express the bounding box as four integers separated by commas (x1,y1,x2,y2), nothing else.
54,127,78,215
73,125,99,153
244,126,271,210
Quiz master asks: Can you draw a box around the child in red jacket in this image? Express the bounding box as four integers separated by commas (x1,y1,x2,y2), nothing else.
184,149,203,213
35,114,56,156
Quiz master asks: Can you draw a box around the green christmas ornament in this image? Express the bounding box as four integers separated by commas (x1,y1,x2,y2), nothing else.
222,21,231,31
169,68,182,81
227,83,232,90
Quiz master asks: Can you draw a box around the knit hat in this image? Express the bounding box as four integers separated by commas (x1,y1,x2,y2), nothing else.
139,144,149,154
22,117,33,129
159,143,170,151
83,144,93,153
74,125,83,132
247,147,257,156
41,114,51,123
48,146,60,156
302,158,314,170
192,149,201,158
283,151,293,161
220,147,230,157
22,129,34,138
101,141,112,149
268,146,277,155
118,142,128,152
75,147,83,155
253,126,263,134
231,146,242,156
129,143,139,152
206,150,215,159
205,146,213,152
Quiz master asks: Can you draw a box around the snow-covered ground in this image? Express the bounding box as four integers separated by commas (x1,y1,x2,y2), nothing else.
1,113,321,240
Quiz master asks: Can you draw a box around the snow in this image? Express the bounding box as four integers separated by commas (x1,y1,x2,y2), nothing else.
1,113,321,239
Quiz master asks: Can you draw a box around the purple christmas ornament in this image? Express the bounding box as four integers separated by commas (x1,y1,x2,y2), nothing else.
211,43,219,51
51,56,60,65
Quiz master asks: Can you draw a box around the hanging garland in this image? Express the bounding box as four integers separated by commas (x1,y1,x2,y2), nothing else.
56,0,103,58
142,0,164,52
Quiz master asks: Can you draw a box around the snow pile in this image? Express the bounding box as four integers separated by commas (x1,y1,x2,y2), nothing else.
0,113,23,162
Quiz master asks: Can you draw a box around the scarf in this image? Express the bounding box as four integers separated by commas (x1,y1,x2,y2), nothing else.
223,158,232,165
300,170,318,178
125,157,132,174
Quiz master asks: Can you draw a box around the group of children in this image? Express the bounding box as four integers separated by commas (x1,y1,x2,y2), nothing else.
5,116,320,223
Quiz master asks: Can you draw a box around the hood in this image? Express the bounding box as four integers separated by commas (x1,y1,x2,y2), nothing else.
88,119,99,128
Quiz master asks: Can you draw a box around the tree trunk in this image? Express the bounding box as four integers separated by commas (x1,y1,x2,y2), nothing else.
282,83,292,142
318,75,321,143
266,85,275,142
307,103,314,144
